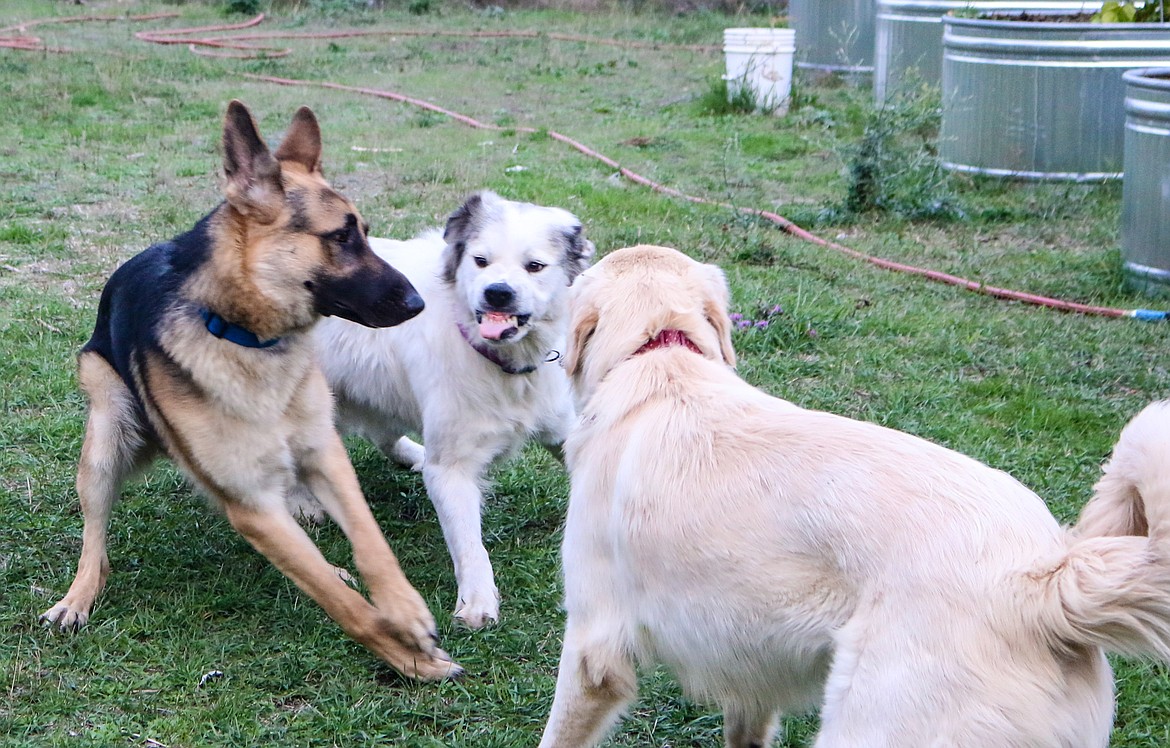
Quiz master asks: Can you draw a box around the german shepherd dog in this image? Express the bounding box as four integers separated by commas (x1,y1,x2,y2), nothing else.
39,101,459,681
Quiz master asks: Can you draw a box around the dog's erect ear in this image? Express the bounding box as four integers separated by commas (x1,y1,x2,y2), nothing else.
222,100,284,223
273,105,323,174
562,275,600,378
701,263,737,368
563,224,595,283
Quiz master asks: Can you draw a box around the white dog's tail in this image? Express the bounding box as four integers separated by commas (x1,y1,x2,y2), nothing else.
1041,401,1170,660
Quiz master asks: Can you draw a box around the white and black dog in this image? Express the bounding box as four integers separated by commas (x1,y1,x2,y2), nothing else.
311,191,593,628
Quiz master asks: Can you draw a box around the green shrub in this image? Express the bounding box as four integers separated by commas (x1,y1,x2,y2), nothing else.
831,83,962,221
1093,0,1167,22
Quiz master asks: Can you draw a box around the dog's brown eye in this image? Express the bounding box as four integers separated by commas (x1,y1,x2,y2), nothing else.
525,261,546,274
473,256,489,268
330,227,351,245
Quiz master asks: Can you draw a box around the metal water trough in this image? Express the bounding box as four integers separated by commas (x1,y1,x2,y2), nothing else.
874,0,1102,100
790,0,876,74
1122,67,1170,296
940,14,1170,181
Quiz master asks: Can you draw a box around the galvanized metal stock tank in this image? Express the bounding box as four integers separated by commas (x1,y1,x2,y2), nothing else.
940,14,1170,181
791,0,876,74
874,0,1101,101
1122,67,1170,295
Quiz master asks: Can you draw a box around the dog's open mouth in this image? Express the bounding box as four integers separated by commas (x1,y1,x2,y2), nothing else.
475,311,531,341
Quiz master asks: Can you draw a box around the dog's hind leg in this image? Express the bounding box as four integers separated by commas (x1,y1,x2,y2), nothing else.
538,620,637,748
333,397,422,472
723,704,780,748
41,353,152,631
385,436,425,472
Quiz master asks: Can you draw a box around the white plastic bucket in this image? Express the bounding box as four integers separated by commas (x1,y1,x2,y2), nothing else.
723,27,797,115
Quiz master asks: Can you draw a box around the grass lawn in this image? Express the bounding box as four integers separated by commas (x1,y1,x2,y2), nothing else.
1,1,1168,745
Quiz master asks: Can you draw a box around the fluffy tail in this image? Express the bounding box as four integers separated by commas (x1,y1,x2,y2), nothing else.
1044,401,1170,660
1078,400,1170,539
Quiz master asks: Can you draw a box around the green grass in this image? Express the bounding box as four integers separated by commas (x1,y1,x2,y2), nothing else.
1,1,1168,745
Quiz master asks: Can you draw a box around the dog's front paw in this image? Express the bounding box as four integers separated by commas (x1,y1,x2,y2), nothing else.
375,592,463,681
454,586,500,629
39,601,90,632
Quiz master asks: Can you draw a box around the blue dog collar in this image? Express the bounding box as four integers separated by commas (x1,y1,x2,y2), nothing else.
199,309,281,349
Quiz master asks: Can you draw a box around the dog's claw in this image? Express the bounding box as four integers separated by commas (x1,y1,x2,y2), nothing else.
403,645,463,681
39,604,88,633
454,607,500,630
453,585,501,629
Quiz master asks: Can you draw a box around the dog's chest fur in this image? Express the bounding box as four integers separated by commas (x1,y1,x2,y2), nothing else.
159,318,315,420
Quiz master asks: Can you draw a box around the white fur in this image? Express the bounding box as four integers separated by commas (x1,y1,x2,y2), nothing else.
312,193,591,628
539,244,1170,748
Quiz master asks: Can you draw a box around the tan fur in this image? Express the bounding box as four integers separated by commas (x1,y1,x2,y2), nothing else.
40,102,458,681
540,245,1170,747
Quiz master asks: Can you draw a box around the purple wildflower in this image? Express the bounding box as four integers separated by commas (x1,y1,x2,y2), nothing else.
768,305,783,316
736,319,751,329
729,313,743,322
755,320,769,329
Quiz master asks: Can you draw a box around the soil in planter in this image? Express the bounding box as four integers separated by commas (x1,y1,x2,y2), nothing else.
979,11,1098,20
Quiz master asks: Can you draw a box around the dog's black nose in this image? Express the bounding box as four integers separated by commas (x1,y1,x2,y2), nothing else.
483,283,514,309
404,290,425,317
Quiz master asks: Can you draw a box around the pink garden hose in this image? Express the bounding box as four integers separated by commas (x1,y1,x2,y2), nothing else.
5,11,1165,320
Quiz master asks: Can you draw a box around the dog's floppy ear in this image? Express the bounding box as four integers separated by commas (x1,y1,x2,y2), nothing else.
441,192,485,283
562,274,600,378
444,192,483,245
563,224,595,283
273,105,323,174
221,100,284,223
701,263,737,368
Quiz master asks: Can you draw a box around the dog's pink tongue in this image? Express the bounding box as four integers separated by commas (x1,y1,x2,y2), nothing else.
479,312,514,340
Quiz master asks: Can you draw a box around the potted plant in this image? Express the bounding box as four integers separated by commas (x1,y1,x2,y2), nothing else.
938,1,1170,180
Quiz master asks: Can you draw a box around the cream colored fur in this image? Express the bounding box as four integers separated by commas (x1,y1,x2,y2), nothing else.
539,244,1170,748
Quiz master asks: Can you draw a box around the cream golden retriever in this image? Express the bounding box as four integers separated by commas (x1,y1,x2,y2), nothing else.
538,244,1170,748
